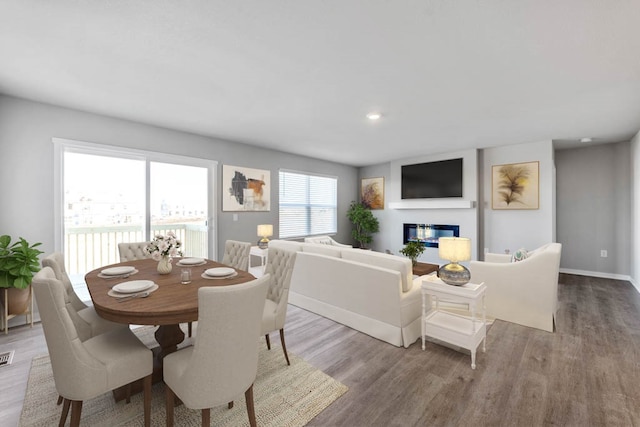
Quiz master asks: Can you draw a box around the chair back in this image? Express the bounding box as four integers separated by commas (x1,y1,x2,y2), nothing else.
32,267,107,399
42,252,86,312
221,240,252,270
170,275,269,408
264,247,297,328
118,242,151,262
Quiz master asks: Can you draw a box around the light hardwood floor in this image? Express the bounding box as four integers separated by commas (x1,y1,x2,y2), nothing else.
1,274,639,426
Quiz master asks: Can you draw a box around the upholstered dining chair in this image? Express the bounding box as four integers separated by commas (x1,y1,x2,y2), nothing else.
118,241,151,262
186,239,252,338
42,252,127,338
32,267,153,427
261,247,297,365
221,239,252,270
164,275,270,427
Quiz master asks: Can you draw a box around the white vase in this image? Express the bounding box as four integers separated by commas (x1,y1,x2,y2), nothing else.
157,256,172,274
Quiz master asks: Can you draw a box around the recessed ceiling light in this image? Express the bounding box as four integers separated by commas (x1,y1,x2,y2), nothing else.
366,112,382,121
580,137,593,143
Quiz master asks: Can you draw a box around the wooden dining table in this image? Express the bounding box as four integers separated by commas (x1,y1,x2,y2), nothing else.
85,257,256,398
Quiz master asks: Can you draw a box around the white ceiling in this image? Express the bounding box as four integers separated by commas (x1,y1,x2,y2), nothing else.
1,1,639,167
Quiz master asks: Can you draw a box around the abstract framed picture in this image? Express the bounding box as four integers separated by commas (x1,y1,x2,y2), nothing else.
492,161,539,210
361,177,384,209
222,164,270,211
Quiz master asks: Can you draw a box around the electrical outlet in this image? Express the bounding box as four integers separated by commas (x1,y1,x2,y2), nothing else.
600,250,607,258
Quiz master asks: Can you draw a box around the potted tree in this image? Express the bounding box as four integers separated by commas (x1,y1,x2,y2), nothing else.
346,201,380,249
399,240,426,266
0,235,43,322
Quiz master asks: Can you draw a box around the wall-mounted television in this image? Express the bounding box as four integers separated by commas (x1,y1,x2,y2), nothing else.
401,158,463,199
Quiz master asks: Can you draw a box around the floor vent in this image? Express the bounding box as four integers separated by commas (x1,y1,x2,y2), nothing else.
0,350,15,366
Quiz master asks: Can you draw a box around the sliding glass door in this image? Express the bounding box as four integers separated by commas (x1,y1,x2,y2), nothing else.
54,139,216,292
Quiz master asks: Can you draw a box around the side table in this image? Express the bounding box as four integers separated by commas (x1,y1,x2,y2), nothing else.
412,262,439,276
250,246,268,273
421,276,486,369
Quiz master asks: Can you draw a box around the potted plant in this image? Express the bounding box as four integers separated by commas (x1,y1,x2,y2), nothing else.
399,240,425,266
346,201,380,249
0,235,43,316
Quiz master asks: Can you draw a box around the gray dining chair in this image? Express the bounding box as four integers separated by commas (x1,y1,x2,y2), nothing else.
261,247,297,365
32,267,153,427
164,275,270,427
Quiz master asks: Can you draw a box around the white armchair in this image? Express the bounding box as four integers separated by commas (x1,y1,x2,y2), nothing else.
469,243,562,332
304,235,351,248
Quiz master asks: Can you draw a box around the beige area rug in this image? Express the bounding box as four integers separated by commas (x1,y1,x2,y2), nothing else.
19,327,348,427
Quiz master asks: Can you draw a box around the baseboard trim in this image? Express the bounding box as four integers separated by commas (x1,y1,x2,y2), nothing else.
560,268,632,282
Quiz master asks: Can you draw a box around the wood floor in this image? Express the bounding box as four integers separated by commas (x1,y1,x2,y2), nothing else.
1,273,639,426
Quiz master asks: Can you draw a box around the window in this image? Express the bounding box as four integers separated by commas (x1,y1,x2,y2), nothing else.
54,138,216,298
279,170,337,239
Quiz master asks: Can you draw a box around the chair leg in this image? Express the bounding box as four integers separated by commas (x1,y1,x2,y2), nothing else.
125,383,132,403
279,328,290,366
265,333,271,350
59,398,70,427
245,384,257,427
57,395,63,405
228,401,234,409
143,374,152,427
188,321,192,338
70,400,83,427
201,408,210,427
166,384,175,427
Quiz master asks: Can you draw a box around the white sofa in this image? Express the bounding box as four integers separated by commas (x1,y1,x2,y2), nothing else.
469,243,562,332
269,240,424,348
303,235,352,247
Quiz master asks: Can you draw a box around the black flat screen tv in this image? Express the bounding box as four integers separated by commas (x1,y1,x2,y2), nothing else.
401,158,463,199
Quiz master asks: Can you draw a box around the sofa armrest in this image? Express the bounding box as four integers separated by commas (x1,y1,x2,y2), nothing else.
485,252,511,263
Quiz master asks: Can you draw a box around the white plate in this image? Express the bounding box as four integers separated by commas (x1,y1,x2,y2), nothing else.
204,267,235,277
112,280,155,294
201,271,238,280
101,266,136,276
178,257,205,265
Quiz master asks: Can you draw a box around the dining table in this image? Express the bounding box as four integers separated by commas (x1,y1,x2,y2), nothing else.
85,257,256,399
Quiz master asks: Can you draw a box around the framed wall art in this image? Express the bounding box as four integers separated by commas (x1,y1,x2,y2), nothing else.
492,161,539,210
361,177,384,209
222,164,271,211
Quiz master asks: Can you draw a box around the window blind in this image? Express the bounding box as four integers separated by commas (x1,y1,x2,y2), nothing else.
279,170,337,239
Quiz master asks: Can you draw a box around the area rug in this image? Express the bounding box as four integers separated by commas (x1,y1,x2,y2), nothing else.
19,327,348,427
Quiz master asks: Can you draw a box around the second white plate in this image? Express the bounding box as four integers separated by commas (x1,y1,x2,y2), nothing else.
101,266,136,276
112,280,155,294
204,267,235,277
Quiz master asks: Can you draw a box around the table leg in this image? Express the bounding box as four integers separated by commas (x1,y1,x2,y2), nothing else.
421,293,426,350
471,350,476,370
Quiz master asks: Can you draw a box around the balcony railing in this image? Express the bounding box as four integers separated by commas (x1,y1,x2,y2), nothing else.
64,224,208,275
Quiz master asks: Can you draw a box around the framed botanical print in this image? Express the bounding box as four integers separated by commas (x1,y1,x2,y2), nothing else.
492,161,539,210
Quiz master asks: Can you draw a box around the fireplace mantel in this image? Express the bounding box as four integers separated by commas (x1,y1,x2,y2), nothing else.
389,200,475,209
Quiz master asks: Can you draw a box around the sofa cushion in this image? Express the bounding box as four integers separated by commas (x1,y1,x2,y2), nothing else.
268,240,304,252
511,248,529,262
341,249,413,292
301,244,342,258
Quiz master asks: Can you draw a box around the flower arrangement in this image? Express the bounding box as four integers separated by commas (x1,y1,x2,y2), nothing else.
145,232,183,261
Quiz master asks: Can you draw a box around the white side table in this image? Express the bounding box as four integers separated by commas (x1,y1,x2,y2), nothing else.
421,276,487,369
250,246,268,273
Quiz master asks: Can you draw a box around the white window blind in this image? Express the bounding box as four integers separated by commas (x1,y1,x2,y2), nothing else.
279,170,337,239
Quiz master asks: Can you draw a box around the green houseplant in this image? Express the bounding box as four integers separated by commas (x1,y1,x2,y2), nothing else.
346,201,380,249
0,235,43,289
0,235,43,318
399,240,426,266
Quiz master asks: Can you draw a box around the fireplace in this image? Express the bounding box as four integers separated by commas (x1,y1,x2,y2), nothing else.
403,223,460,248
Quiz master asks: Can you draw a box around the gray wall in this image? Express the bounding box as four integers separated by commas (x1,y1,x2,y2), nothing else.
556,142,631,276
0,95,358,260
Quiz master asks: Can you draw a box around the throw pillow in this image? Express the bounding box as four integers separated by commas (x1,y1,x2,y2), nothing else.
511,248,528,262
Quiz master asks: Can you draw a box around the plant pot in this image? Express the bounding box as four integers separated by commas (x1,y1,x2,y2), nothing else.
2,287,31,314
